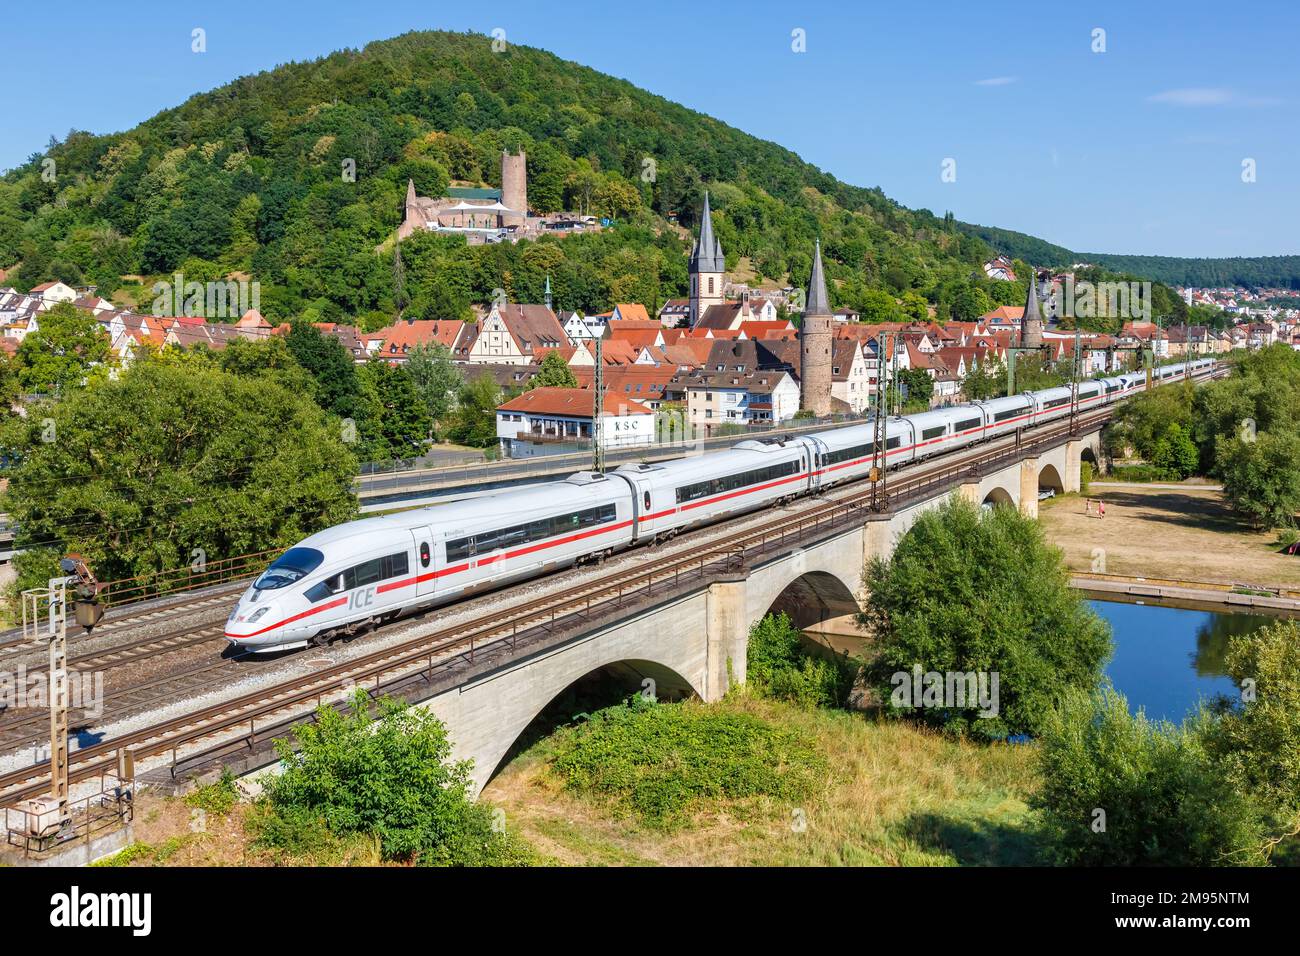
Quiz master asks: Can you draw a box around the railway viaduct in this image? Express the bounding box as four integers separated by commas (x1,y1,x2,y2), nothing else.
416,428,1105,794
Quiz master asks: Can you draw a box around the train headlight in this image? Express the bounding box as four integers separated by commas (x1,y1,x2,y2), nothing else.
247,607,270,624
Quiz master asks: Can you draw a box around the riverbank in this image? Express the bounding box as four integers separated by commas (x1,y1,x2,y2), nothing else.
1040,484,1300,590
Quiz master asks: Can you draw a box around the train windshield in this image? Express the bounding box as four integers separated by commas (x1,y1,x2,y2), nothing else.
254,547,325,590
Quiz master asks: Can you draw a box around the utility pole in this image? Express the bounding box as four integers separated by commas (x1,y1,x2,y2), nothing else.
1069,324,1081,434
592,327,605,474
20,556,101,835
871,332,892,511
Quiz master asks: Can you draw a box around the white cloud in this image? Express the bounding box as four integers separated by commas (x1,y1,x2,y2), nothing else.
1147,87,1281,108
974,76,1017,87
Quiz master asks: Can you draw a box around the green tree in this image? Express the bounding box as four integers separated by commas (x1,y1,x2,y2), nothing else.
447,372,501,448
858,495,1111,739
404,342,464,434
1150,422,1199,480
284,320,360,419
962,357,1005,400
266,691,532,865
527,350,578,389
1204,621,1300,857
1,358,358,589
1217,430,1300,528
1034,687,1268,866
897,367,933,408
356,358,432,460
15,301,112,394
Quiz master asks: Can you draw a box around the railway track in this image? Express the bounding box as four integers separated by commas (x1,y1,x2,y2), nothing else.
0,584,243,663
0,400,1146,806
0,623,235,753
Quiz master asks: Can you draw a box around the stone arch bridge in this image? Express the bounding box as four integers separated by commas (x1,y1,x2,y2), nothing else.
412,429,1104,793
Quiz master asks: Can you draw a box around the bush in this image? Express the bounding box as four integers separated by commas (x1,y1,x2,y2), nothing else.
1034,687,1268,866
264,691,533,865
1203,621,1300,855
859,494,1111,739
549,695,826,829
746,612,858,709
1079,460,1093,496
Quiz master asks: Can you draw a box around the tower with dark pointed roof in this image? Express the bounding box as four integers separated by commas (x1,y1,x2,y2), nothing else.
689,192,725,326
799,240,834,416
1021,269,1045,349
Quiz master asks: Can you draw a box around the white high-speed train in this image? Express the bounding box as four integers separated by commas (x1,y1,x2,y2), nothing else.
225,357,1216,653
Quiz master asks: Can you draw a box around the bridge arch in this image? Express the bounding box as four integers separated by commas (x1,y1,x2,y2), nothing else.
480,656,701,788
1039,463,1065,494
762,569,861,631
982,486,1015,508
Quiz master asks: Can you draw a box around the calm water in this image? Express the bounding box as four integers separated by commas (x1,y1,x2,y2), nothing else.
1091,599,1279,722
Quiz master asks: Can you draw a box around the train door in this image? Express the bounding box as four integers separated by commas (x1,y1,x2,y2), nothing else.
804,436,828,490
410,526,436,597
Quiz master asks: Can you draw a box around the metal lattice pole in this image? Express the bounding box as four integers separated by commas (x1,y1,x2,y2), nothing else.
592,328,605,474
47,581,68,816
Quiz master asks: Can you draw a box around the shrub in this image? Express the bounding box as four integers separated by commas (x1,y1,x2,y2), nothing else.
746,612,858,709
1034,687,1268,866
1203,621,1300,856
264,691,533,865
549,695,826,829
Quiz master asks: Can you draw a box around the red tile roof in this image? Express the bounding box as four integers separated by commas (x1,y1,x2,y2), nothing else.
498,386,653,418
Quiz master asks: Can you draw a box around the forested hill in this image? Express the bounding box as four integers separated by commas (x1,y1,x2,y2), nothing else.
955,223,1300,290
1073,254,1300,290
0,30,1289,328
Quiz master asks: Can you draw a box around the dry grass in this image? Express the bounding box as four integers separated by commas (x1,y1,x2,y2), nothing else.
94,794,388,867
1041,486,1300,588
483,695,1042,867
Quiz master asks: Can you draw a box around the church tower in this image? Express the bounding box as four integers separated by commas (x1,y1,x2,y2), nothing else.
688,192,725,326
799,240,834,417
1021,269,1045,350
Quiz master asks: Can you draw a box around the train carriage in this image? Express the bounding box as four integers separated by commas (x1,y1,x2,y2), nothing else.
613,437,812,540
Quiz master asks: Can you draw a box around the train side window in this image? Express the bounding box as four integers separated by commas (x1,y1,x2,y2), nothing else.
643,491,651,511
305,580,336,603
922,426,945,440
419,542,430,568
383,551,409,578
352,558,383,587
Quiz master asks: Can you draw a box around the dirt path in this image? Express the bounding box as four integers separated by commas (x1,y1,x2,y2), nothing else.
1040,485,1300,589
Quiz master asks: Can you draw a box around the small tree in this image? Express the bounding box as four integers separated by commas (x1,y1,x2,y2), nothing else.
858,494,1111,739
527,350,578,389
1217,430,1300,528
1203,621,1300,857
404,342,464,435
15,301,112,394
266,692,531,865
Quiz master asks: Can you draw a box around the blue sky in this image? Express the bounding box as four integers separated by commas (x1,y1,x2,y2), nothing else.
7,0,1297,257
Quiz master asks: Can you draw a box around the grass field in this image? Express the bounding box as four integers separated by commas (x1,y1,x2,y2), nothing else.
483,695,1043,866
1040,485,1300,589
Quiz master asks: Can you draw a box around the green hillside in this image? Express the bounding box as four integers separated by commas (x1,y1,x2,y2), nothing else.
0,29,1283,328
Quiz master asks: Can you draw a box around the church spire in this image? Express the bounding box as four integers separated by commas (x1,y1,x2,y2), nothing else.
805,239,831,316
689,191,725,273
1021,269,1044,349
405,178,418,208
544,274,552,311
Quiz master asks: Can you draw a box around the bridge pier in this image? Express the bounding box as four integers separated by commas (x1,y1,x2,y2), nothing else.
1064,440,1082,493
704,574,750,701
1019,456,1039,518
